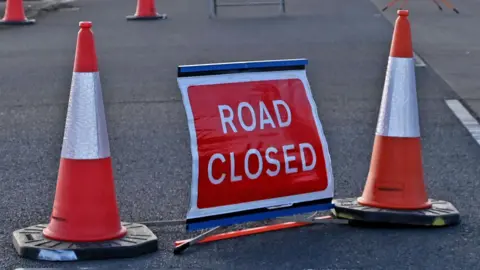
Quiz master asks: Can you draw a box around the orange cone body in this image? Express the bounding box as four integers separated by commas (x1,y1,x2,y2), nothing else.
126,0,166,20
0,0,33,24
134,0,158,17
42,21,127,242
357,10,432,210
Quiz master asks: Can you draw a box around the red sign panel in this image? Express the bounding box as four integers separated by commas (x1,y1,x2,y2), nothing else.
187,78,329,209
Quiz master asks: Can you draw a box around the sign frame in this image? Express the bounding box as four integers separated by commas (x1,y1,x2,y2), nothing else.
177,59,334,231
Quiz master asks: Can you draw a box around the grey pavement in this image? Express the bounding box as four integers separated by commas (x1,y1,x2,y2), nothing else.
1,0,479,269
370,0,480,119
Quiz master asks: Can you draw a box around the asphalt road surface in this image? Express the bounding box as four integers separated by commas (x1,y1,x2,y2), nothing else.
1,0,479,269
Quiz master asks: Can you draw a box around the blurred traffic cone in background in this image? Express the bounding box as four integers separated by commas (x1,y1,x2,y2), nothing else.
332,10,460,227
0,0,35,25
12,21,158,262
126,0,167,21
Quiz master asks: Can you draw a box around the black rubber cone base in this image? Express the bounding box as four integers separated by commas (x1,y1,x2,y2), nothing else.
126,13,167,20
332,198,460,227
12,222,158,261
0,19,35,25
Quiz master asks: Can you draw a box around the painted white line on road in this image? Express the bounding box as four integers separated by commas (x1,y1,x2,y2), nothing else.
445,99,480,146
414,52,427,67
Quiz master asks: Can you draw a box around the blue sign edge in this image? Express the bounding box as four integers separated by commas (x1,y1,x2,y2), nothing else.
178,58,308,74
186,202,334,231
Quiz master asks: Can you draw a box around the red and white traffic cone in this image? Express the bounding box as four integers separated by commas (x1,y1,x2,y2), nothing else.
12,21,158,261
357,9,430,210
42,21,126,243
332,10,460,227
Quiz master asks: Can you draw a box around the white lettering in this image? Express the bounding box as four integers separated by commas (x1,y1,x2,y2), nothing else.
230,152,242,182
218,105,237,134
259,101,276,130
238,102,256,132
208,153,226,184
282,144,298,174
218,100,292,134
299,143,316,171
207,143,318,185
265,147,280,177
273,100,292,128
244,149,263,180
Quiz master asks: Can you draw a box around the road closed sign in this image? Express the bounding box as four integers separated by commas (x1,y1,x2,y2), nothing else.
177,59,334,231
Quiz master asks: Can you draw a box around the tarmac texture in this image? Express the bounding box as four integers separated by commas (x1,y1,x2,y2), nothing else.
1,0,479,269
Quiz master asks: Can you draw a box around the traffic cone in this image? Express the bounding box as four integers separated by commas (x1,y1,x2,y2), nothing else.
331,10,460,227
356,9,430,211
126,0,167,21
0,0,35,25
42,21,126,242
11,21,158,261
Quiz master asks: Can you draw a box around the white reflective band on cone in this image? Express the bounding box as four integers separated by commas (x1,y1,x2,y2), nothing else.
376,57,420,138
61,72,111,159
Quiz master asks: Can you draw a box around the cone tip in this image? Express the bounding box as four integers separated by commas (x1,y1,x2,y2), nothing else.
79,21,92,29
397,10,409,17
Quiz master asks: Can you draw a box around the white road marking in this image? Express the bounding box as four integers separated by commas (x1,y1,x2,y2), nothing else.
414,52,427,67
445,99,480,146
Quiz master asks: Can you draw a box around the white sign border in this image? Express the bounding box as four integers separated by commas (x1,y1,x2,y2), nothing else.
178,69,334,220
